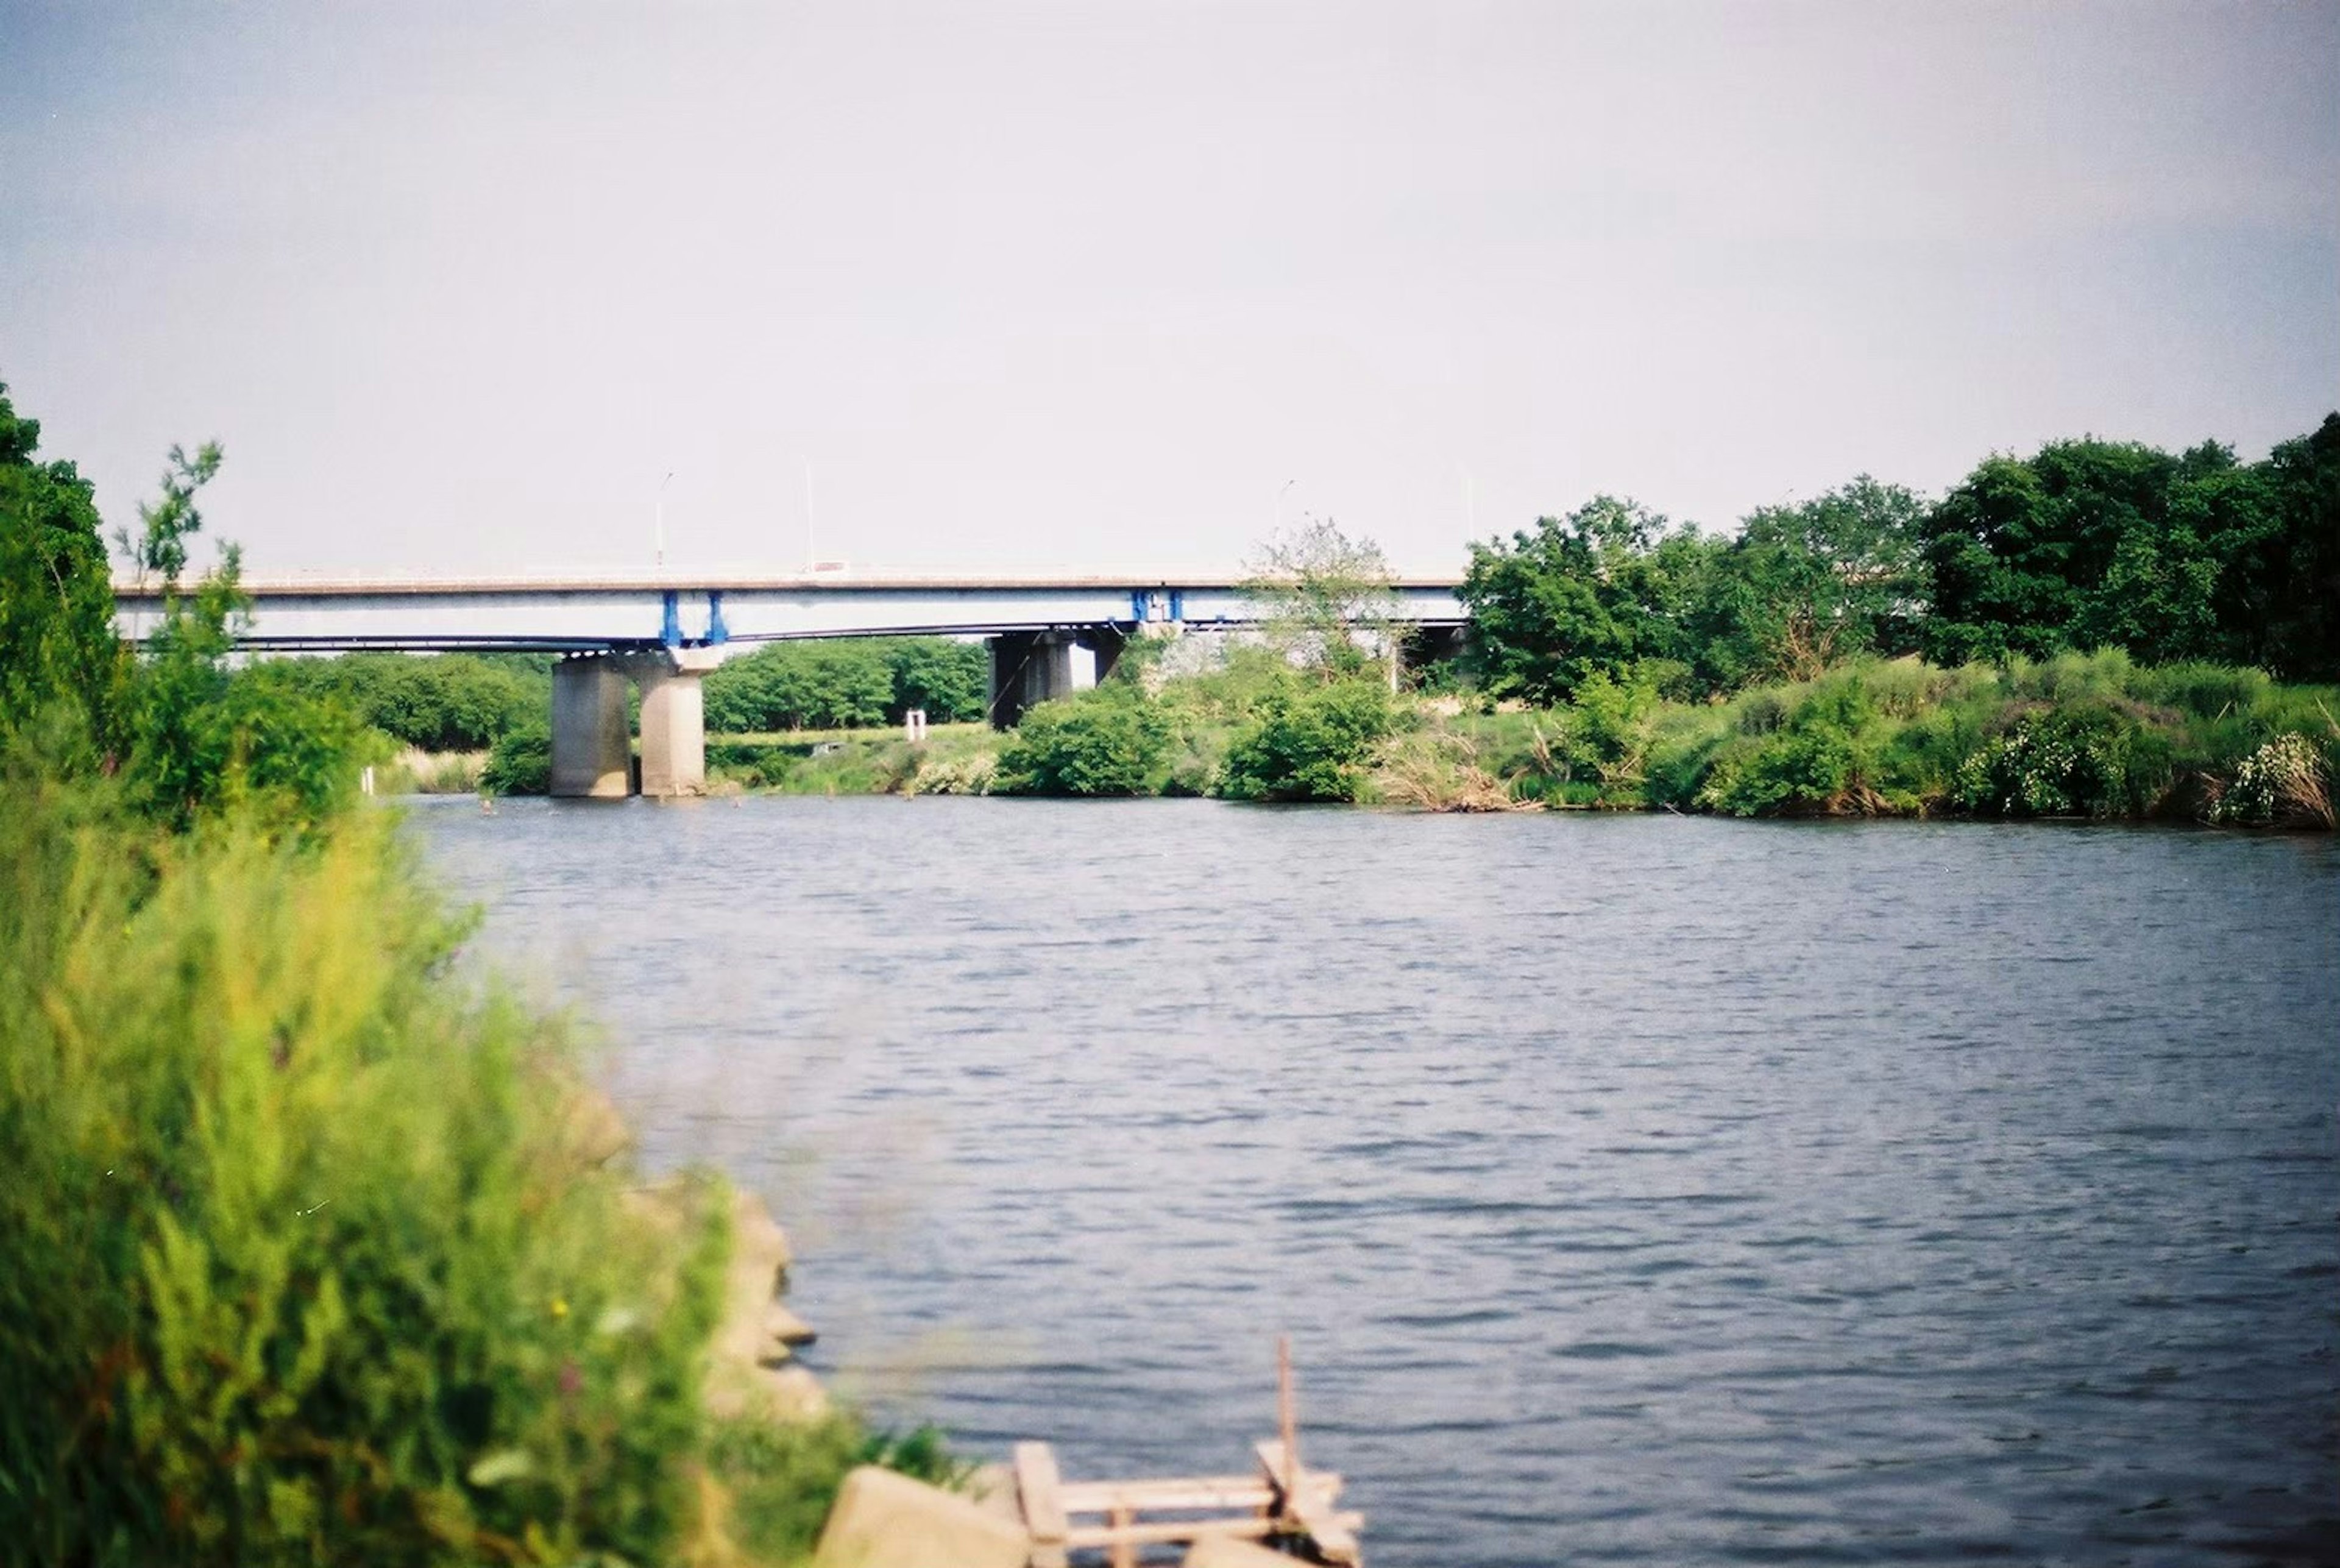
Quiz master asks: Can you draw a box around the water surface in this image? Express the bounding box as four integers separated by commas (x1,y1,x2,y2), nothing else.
410,798,2339,1567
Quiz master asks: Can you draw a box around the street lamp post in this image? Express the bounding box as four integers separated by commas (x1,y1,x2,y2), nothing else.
654,470,675,573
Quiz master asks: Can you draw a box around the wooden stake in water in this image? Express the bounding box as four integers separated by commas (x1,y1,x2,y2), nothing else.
1277,1334,1300,1519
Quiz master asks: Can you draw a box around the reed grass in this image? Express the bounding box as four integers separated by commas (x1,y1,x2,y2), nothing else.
0,782,733,1566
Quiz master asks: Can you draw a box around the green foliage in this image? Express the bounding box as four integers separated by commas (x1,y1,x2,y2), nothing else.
261,654,545,752
1950,703,2175,818
2242,414,2340,681
120,560,363,835
1561,669,1665,797
0,794,732,1567
858,1424,973,1489
481,717,553,796
707,724,1001,797
0,382,124,747
0,396,363,835
1241,518,1400,682
1452,415,2339,706
1460,496,1715,703
706,638,987,733
1643,704,1735,808
1919,427,2340,679
2127,660,2272,722
0,389,878,1568
2211,733,2333,828
118,440,224,587
705,1416,971,1565
1426,652,2332,824
993,686,1170,796
1215,678,1395,803
1696,680,1891,817
707,642,892,732
884,637,988,725
1698,477,1926,686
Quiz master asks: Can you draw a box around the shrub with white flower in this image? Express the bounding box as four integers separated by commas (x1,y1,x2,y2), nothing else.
2214,733,2332,827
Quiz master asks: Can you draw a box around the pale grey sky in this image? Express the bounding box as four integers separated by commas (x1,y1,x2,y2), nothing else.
4,1,2335,577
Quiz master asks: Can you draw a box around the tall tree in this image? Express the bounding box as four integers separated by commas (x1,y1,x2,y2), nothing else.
2246,413,2340,681
1701,477,1927,685
0,382,123,745
1918,428,2335,673
1241,517,1400,683
1923,439,2190,665
1460,496,1711,703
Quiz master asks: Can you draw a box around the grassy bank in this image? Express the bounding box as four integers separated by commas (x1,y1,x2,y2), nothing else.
1446,651,2338,823
707,722,1004,796
702,651,2338,828
376,746,489,794
1,381,965,1566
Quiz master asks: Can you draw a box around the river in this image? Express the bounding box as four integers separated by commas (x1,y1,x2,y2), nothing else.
408,796,2338,1567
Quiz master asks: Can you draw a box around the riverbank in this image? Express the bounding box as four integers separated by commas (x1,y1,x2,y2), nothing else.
679,653,2337,829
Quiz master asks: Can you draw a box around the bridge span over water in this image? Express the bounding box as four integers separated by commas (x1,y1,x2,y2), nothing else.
114,571,1467,798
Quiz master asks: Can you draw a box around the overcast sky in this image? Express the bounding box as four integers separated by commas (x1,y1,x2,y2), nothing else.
4,1,2335,578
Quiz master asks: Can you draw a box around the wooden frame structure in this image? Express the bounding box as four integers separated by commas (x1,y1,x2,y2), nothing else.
1012,1339,1361,1567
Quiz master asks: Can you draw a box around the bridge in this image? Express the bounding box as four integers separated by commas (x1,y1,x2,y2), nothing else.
113,571,1467,798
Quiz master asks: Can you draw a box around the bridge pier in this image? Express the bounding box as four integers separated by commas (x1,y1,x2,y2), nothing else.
550,658,632,798
988,631,1080,728
550,647,724,799
1080,625,1129,685
632,647,722,798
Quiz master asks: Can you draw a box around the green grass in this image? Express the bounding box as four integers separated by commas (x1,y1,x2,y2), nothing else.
0,778,745,1566
700,656,2339,826
709,722,1004,795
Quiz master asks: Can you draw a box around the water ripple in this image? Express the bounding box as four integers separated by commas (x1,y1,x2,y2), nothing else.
412,798,2340,1568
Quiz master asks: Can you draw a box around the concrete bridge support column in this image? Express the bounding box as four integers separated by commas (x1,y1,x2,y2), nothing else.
1026,634,1076,712
550,658,632,798
987,631,1082,728
987,633,1034,728
631,646,724,798
1080,624,1129,685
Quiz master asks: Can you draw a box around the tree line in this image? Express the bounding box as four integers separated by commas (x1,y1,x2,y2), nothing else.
1461,414,2340,703
703,636,988,732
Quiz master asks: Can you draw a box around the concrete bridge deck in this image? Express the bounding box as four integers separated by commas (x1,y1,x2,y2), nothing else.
113,570,1465,651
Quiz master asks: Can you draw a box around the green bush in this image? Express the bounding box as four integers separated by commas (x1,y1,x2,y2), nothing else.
1559,669,1664,798
1879,701,1988,805
2211,733,2333,827
2000,646,2141,707
1952,703,2175,818
0,795,731,1567
993,687,1169,796
1699,709,1863,816
121,574,365,835
480,718,552,796
1215,678,1394,803
1696,679,1906,817
2129,660,2274,722
0,385,123,744
706,642,893,733
1642,706,1732,808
